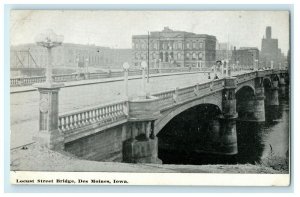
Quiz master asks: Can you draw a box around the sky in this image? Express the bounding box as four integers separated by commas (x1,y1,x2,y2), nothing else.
10,10,290,55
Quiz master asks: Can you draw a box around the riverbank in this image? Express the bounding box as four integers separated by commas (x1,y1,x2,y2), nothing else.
10,143,286,174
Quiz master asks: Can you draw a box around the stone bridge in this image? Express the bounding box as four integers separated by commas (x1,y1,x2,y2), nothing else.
34,69,289,163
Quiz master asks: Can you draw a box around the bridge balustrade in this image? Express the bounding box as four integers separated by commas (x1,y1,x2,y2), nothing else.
53,74,78,82
10,67,208,87
58,101,128,133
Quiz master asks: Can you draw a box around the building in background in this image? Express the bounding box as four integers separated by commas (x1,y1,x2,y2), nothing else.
10,43,132,71
260,26,286,69
132,27,216,68
216,42,233,62
231,47,259,69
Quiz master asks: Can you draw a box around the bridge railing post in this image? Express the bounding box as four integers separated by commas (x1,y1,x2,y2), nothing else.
33,82,65,150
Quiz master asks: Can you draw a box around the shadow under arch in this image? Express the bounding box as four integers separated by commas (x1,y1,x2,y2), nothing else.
156,103,232,165
155,96,222,136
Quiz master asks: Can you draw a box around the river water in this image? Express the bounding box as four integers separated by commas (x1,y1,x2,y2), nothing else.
158,85,290,168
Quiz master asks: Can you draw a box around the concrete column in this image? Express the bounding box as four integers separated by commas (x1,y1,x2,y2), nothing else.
218,77,238,155
122,96,162,164
279,77,286,86
33,83,64,150
237,83,266,122
252,87,266,121
269,80,279,106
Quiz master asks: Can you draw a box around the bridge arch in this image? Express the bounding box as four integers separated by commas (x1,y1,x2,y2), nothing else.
236,85,255,99
235,84,255,94
154,97,222,135
263,77,272,88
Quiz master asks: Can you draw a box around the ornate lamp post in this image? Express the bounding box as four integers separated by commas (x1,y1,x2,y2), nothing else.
85,57,89,73
35,29,64,84
141,61,147,98
123,62,130,99
33,29,64,150
254,59,259,71
271,60,274,69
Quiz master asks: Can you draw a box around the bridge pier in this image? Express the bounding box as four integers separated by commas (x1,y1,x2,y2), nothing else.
122,96,162,163
279,74,286,86
268,80,279,106
236,85,266,122
33,83,64,150
216,77,238,155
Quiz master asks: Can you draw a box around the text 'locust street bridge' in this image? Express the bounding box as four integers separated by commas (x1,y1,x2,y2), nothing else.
12,69,288,164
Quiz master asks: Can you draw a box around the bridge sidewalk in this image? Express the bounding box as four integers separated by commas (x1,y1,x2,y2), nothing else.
10,70,209,94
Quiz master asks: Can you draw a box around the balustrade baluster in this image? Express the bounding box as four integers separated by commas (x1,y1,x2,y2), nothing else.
73,114,78,128
61,117,65,131
65,116,70,130
78,113,83,126
91,110,95,122
104,107,109,122
108,106,112,121
81,112,86,125
112,105,116,120
85,111,90,124
99,108,104,122
95,109,99,121
58,118,62,130
70,115,74,129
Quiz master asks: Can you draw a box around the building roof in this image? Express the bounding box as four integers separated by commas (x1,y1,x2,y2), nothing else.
132,27,216,40
239,47,259,51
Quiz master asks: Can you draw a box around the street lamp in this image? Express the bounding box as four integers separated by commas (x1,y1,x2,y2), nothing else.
122,62,130,99
85,58,89,74
141,61,147,98
35,29,64,84
254,59,258,71
270,60,274,69
75,57,80,73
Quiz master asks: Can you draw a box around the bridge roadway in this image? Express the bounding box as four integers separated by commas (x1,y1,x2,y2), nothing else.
10,70,249,149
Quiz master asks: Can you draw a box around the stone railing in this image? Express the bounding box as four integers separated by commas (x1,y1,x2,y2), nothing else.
10,67,207,87
153,78,225,111
10,76,46,86
58,101,128,134
53,74,78,82
236,72,257,84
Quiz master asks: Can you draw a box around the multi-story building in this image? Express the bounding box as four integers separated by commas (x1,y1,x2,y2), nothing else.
132,27,216,68
10,43,132,70
232,47,260,69
260,26,280,68
216,42,233,62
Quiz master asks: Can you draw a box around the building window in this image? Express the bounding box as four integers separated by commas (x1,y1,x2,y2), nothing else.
174,42,177,50
163,42,167,50
198,52,203,60
186,53,190,60
192,42,196,49
186,42,190,49
153,43,158,50
192,53,197,60
199,42,203,49
177,53,181,60
178,42,182,49
152,53,157,59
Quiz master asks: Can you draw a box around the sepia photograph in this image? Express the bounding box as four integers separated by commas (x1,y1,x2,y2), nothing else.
8,9,291,186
